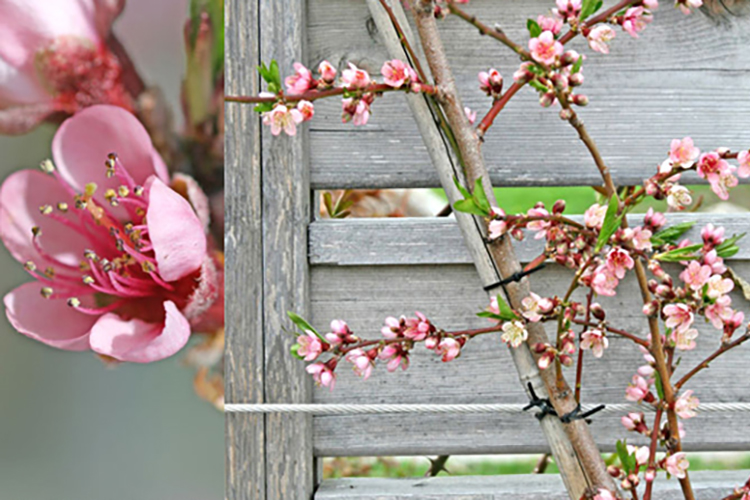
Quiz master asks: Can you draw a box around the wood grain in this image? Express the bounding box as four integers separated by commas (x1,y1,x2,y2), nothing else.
306,0,750,189
260,0,316,497
225,0,265,498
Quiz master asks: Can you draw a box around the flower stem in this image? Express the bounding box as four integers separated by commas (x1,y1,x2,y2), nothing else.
225,82,437,104
446,1,531,59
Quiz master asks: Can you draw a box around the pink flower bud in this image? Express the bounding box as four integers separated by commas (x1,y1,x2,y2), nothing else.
318,60,337,85
539,92,556,108
568,72,584,87
571,94,589,106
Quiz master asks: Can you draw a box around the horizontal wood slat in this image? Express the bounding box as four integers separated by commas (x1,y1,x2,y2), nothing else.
310,264,750,455
309,214,750,266
307,0,750,189
316,471,750,499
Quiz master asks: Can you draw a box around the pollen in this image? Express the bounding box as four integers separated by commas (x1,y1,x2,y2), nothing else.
133,186,145,197
40,287,53,299
44,267,55,278
104,189,119,206
67,297,81,307
31,226,41,237
82,275,95,285
83,249,98,261
57,202,69,212
118,186,130,197
141,261,156,273
24,261,37,272
39,205,53,215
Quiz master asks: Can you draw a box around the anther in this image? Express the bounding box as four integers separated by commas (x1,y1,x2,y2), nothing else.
31,226,41,237
123,222,134,234
118,186,130,197
82,275,95,285
141,261,156,273
75,198,87,210
24,261,37,272
101,259,113,272
57,202,69,212
44,267,55,278
67,297,81,307
83,249,98,261
40,287,53,299
39,159,55,174
133,186,144,197
105,189,119,206
39,205,53,215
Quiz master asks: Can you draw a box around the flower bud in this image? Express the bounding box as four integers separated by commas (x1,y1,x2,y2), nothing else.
560,50,581,66
627,474,640,488
559,354,574,367
591,303,606,321
539,92,556,108
571,94,589,107
607,465,622,478
533,342,548,354
568,72,584,87
551,73,569,91
642,300,659,317
559,108,574,121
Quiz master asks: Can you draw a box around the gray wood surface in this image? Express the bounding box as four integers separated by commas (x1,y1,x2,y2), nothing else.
309,214,750,266
316,471,750,499
225,0,265,498
310,263,750,455
260,0,316,498
306,0,750,189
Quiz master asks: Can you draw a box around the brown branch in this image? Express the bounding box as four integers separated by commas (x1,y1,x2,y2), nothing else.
425,455,451,476
558,0,642,45
533,453,551,474
575,290,594,403
376,0,429,83
446,1,531,59
674,331,750,391
570,319,649,348
226,82,437,104
477,82,524,137
642,407,664,500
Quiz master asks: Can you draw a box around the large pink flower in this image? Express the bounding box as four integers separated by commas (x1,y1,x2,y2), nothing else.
0,105,219,363
0,0,131,135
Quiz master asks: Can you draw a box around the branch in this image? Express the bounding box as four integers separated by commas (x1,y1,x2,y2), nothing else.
225,82,437,104
674,331,750,391
477,82,524,137
558,0,643,45
570,319,649,348
447,1,531,59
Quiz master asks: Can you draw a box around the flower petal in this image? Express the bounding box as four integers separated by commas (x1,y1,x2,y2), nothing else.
183,255,223,332
4,282,96,351
147,178,207,282
0,169,90,267
89,300,190,363
170,173,210,233
51,105,169,202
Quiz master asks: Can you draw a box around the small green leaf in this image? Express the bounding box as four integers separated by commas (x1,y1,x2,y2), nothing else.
258,62,272,83
716,233,746,258
287,311,325,342
267,81,280,94
595,195,622,253
477,311,504,320
652,221,697,246
580,0,599,19
323,192,334,215
529,80,549,93
653,371,665,401
653,243,704,262
290,343,304,360
494,294,519,321
473,177,491,215
453,176,472,200
454,199,488,216
571,55,584,75
269,60,281,88
526,64,545,76
527,18,542,38
616,440,632,474
254,102,274,114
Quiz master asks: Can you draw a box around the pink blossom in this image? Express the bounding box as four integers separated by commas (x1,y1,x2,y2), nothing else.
704,249,726,274
464,107,477,125
737,150,750,178
284,62,314,94
381,59,417,88
513,62,535,84
644,207,667,230
581,328,609,358
478,68,503,98
606,247,635,279
341,63,371,89
675,390,699,419
627,444,651,466
625,374,651,402
501,320,528,348
705,295,734,329
521,292,553,322
325,319,356,345
594,489,617,500
537,15,563,35
554,0,582,21
587,25,616,54
701,223,725,248
379,343,409,372
663,303,694,334
666,184,692,209
0,0,130,135
631,227,653,251
381,316,406,338
297,100,315,122
403,311,434,341
621,7,653,38
1,106,219,362
669,137,700,168
306,361,336,389
665,452,689,478
345,348,374,379
297,331,324,361
488,219,507,240
621,412,649,434
671,328,698,351
643,0,660,8
262,104,304,136
706,274,733,299
679,261,712,290
708,170,738,200
526,207,551,239
676,0,703,15
584,203,607,229
317,60,337,85
697,151,731,179
528,31,563,66
341,97,372,126
437,337,461,362
592,265,619,297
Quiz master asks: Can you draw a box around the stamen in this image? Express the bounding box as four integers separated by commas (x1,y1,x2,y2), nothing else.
41,287,53,299
107,153,138,189
67,297,81,307
39,159,55,174
24,261,36,272
118,186,130,197
57,202,69,213
39,205,53,215
104,189,119,207
44,267,55,279
67,298,128,316
133,186,145,197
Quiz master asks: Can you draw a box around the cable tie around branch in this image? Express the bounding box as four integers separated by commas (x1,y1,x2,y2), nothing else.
522,382,559,421
560,403,607,425
483,262,547,292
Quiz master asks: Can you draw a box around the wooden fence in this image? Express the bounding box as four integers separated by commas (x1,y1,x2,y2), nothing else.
225,0,750,498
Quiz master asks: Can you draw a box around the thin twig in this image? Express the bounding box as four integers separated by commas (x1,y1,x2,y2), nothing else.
533,453,551,474
446,1,531,58
477,82,524,137
425,455,451,476
674,332,750,391
225,83,437,104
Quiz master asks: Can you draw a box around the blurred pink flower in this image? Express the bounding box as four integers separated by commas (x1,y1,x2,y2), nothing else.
0,0,132,134
529,31,563,66
1,105,219,363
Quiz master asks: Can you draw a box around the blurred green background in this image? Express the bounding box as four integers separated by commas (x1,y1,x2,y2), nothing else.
0,1,223,499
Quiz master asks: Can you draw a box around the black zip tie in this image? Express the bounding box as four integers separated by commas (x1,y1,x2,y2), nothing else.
560,403,607,425
483,263,547,291
522,383,558,421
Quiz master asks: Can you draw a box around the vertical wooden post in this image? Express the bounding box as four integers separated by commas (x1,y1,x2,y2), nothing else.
225,0,266,499
260,0,316,498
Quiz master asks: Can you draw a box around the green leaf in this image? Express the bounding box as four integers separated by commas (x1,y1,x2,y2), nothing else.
571,55,584,75
254,102,274,114
290,343,304,360
651,221,696,246
453,176,472,200
616,440,632,474
258,62,272,83
580,0,600,19
323,192,334,216
717,245,740,259
526,64,545,76
473,177,491,215
529,80,549,93
527,18,542,38
267,81,280,94
595,195,622,252
494,294,519,321
653,243,704,262
653,370,665,401
287,311,325,342
269,60,281,88
716,233,746,258
454,199,489,216
476,311,504,320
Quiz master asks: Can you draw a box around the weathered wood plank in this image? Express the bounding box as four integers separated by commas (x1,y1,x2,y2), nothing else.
316,471,750,499
310,264,750,455
225,0,265,498
309,214,750,266
260,0,315,497
306,0,750,189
